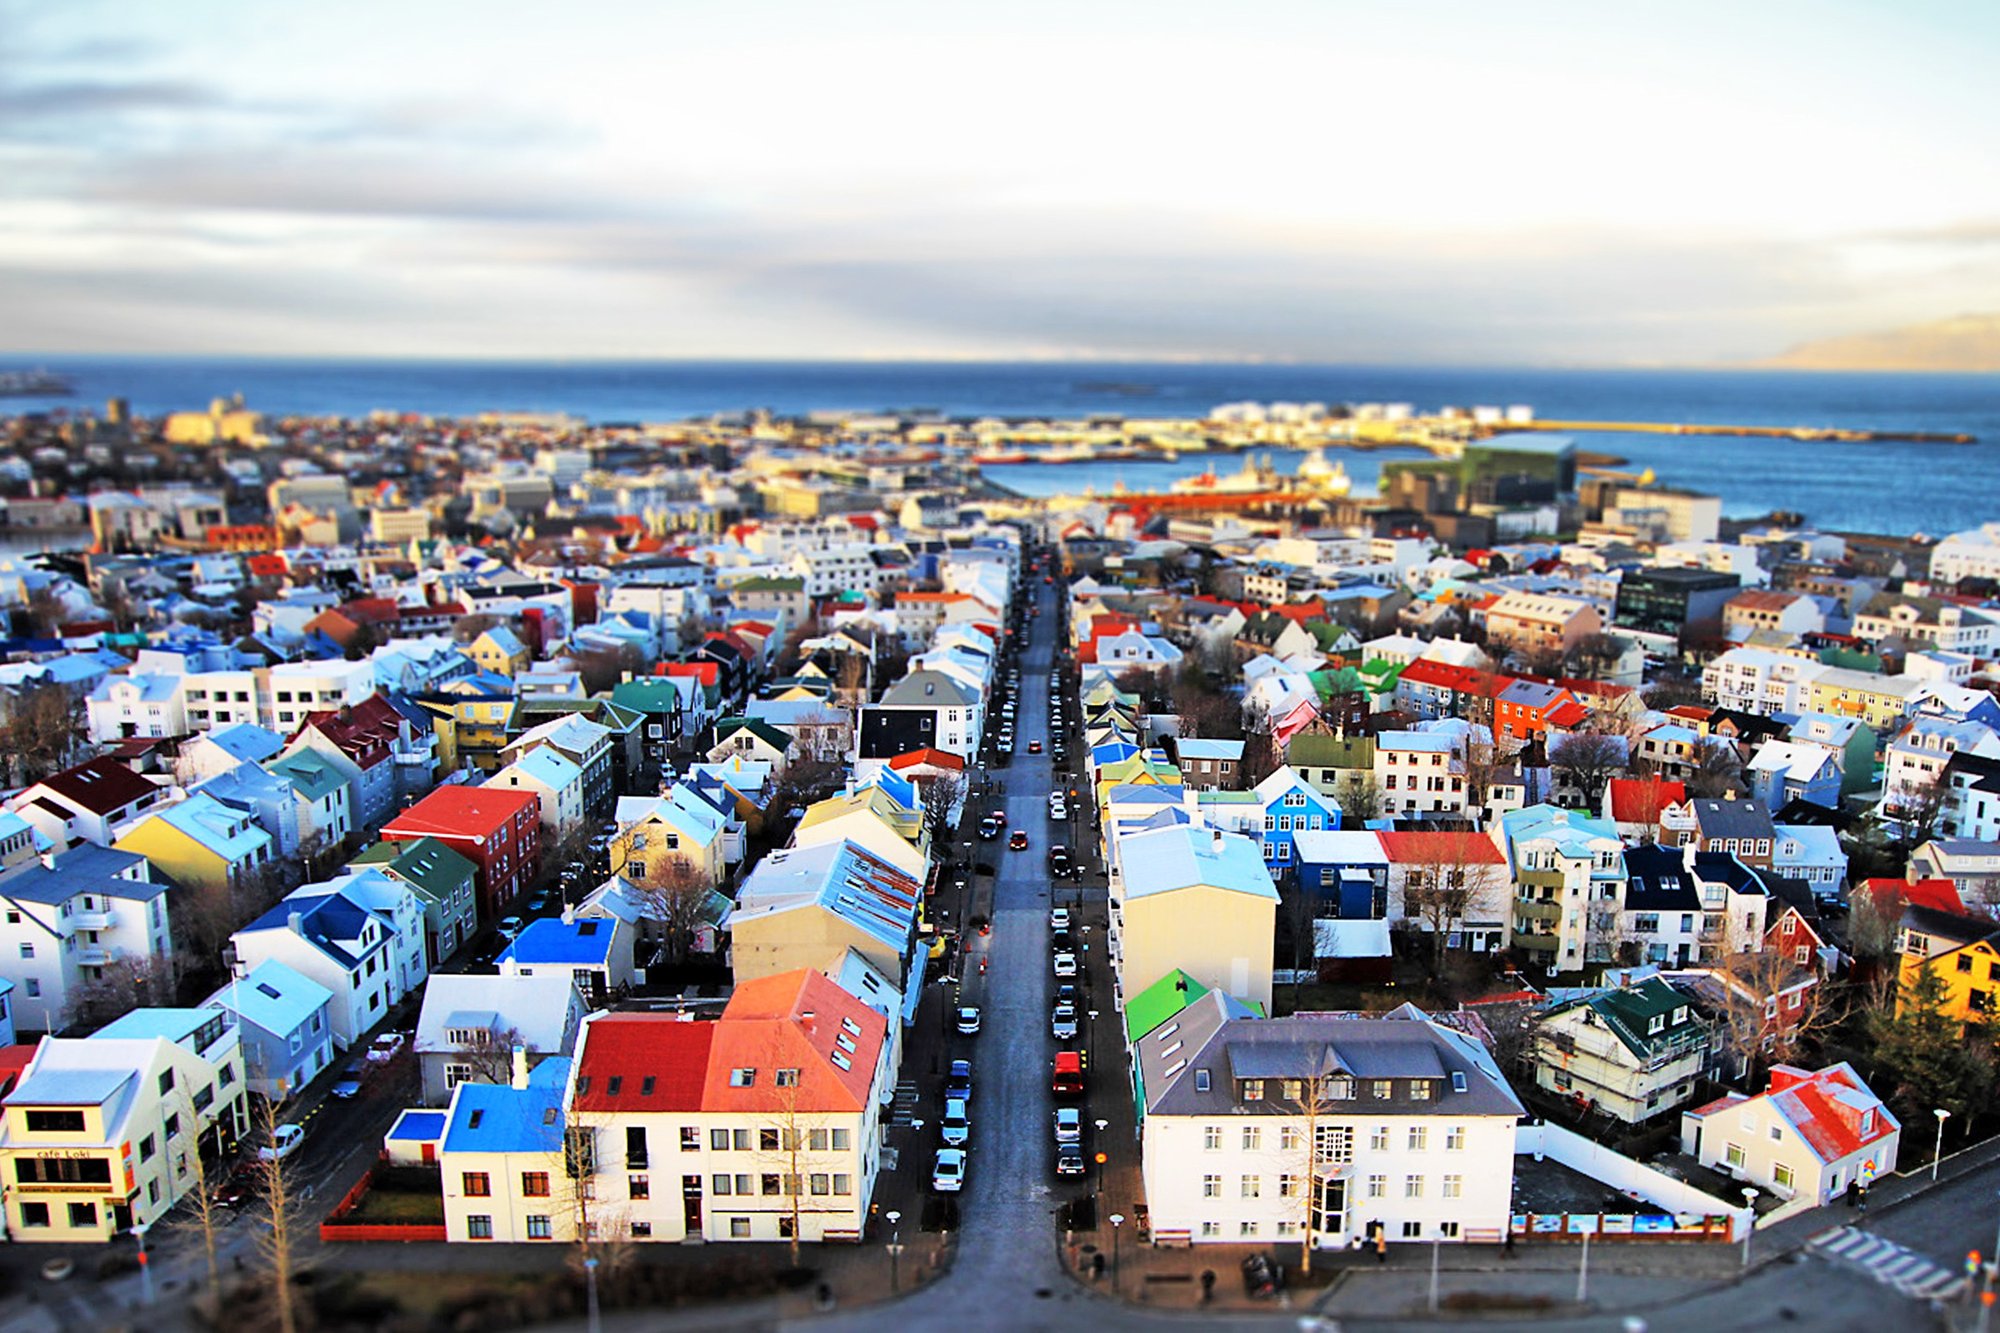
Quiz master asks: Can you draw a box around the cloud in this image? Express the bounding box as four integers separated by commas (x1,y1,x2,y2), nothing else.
0,76,221,119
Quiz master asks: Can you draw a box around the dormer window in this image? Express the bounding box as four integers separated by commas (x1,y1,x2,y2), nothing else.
1672,1006,1688,1025
1648,1015,1665,1035
1240,1079,1265,1102
729,1068,756,1087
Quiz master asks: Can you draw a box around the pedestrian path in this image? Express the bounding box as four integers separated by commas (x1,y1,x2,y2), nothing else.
1809,1225,1966,1302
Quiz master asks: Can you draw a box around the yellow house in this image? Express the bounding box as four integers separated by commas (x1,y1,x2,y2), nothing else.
1806,669,1923,731
1110,824,1278,1015
114,792,276,894
790,786,929,878
1898,933,2000,1030
467,626,529,678
728,840,920,986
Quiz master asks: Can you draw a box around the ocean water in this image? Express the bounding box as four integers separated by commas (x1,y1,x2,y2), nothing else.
4,358,1997,535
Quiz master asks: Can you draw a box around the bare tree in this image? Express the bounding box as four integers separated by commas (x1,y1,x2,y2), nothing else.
1686,741,1744,800
1565,632,1627,681
447,1024,529,1088
64,955,173,1031
1708,949,1836,1081
252,1098,301,1333
1886,776,1949,862
1549,731,1625,808
1240,723,1282,787
451,612,508,644
1401,831,1505,976
574,643,647,695
919,772,966,851
635,860,716,968
833,653,870,713
1334,771,1384,826
167,1087,223,1302
1,683,83,784
1274,1069,1345,1277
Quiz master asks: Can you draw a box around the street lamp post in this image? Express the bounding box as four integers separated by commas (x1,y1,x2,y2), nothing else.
1936,1108,1953,1181
1109,1213,1125,1296
1576,1227,1590,1303
1740,1188,1759,1269
886,1209,903,1293
1430,1237,1442,1312
583,1256,601,1333
133,1221,153,1307
1093,1117,1109,1196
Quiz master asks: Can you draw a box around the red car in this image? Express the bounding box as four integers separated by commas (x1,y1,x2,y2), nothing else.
1009,830,1029,851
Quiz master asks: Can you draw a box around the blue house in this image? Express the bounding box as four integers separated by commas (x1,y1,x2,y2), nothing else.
498,915,637,996
204,958,335,1101
1291,830,1390,919
1194,765,1341,875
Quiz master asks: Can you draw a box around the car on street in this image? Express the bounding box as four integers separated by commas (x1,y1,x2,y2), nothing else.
941,1097,971,1146
932,1147,967,1193
1055,1144,1087,1178
1054,983,1078,1009
211,1166,255,1210
1048,799,1066,820
1053,1106,1082,1143
1027,740,1042,754
956,1005,982,1036
366,1032,406,1063
258,1123,305,1162
330,1066,365,1100
1053,951,1077,977
498,915,524,939
1009,830,1029,850
1051,1003,1078,1040
946,1059,973,1102
1049,906,1071,931
978,816,1002,840
1049,846,1072,877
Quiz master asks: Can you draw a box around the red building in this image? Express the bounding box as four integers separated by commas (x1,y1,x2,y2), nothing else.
380,785,540,921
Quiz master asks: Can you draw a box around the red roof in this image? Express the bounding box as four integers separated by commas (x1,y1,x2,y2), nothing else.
888,747,966,773
660,661,719,686
1608,778,1687,823
1545,699,1591,728
1397,659,1504,695
296,694,402,768
1765,1064,1898,1164
35,756,159,817
383,785,538,841
1859,877,1966,916
572,1015,714,1113
1374,830,1505,865
1270,601,1326,625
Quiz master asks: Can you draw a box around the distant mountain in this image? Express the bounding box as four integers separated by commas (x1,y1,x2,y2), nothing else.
1762,313,2000,371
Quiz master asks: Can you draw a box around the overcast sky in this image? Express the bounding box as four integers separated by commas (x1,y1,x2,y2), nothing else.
3,0,1997,364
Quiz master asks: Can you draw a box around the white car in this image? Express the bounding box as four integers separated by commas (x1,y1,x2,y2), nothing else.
932,1147,968,1193
1053,951,1078,978
365,1032,406,1064
1049,800,1068,821
1053,1107,1082,1144
941,1097,971,1146
258,1123,305,1163
1049,907,1071,932
1051,1003,1079,1041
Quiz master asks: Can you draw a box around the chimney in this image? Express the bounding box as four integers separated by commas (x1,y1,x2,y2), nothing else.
510,1042,530,1090
287,910,303,934
38,850,54,871
561,903,574,926
1211,829,1224,852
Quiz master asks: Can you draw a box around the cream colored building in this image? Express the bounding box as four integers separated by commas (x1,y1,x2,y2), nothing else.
1535,978,1709,1123
1681,1063,1899,1207
1110,825,1279,1015
727,840,921,988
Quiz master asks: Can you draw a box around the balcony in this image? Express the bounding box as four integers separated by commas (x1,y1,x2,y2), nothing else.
1510,929,1559,955
75,946,113,967
69,910,115,931
1515,900,1562,924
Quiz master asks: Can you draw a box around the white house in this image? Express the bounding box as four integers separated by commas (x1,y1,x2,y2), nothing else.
1681,1063,1899,1207
0,846,174,1035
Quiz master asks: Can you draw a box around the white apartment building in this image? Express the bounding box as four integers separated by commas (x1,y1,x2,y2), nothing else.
1929,523,2000,588
1702,648,1830,718
0,846,174,1035
178,668,264,731
1373,732,1470,818
0,1008,248,1242
1499,806,1627,974
264,659,376,732
85,675,188,743
1137,998,1523,1249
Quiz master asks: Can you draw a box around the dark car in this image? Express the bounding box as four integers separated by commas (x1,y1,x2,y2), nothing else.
1049,846,1071,877
1051,929,1074,953
946,1059,973,1102
330,1059,367,1099
211,1166,255,1210
1242,1253,1282,1299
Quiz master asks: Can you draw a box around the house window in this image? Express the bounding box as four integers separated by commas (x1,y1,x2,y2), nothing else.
1202,1174,1221,1198
1774,1163,1795,1191
18,1202,48,1228
1369,1126,1389,1152
526,1215,552,1240
466,1215,493,1240
1405,1175,1425,1199
462,1172,491,1197
1408,1126,1428,1151
1281,1126,1303,1152
1241,1127,1261,1151
1203,1126,1223,1151
730,1217,752,1239
1240,1175,1261,1199
1279,1173,1300,1198
629,1175,650,1200
1725,1142,1746,1169
521,1172,551,1197
1366,1174,1386,1199
1443,1174,1463,1198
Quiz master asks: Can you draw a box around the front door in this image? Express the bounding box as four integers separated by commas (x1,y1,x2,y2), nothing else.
682,1175,703,1235
1311,1177,1346,1245
112,1202,133,1232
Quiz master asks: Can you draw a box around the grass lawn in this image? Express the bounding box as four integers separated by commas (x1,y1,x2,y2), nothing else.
340,1187,446,1225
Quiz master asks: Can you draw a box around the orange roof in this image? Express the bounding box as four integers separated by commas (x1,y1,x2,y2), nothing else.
703,971,886,1115
1764,1064,1898,1164
1859,877,1967,916
1374,830,1505,865
888,747,965,772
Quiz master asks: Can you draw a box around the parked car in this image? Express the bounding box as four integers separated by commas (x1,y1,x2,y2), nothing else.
497,916,525,939
1009,830,1029,851
212,1165,255,1209
946,1059,973,1102
979,817,1002,840
1049,846,1072,877
932,1147,968,1193
1048,799,1066,821
258,1123,305,1162
956,1005,982,1036
1053,1106,1082,1143
1052,1051,1085,1099
1054,983,1078,1009
941,1097,971,1146
1051,1003,1079,1041
330,1070,365,1100
1051,929,1074,953
1049,906,1072,932
1055,1143,1088,1177
366,1032,406,1064
1053,951,1077,977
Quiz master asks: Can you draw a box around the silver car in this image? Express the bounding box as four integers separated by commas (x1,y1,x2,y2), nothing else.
1053,1107,1082,1144
1051,1003,1078,1041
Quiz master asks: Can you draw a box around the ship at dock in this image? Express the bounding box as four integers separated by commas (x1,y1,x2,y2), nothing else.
0,370,75,397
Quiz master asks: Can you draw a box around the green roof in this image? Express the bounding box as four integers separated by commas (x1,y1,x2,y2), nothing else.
1124,969,1209,1044
1286,733,1375,769
610,678,685,713
349,836,476,905
1817,647,1886,673
733,575,805,593
1356,658,1405,693
1307,665,1366,701
266,749,348,802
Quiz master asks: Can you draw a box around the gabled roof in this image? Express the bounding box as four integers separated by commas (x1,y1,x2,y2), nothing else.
703,969,887,1115
441,1057,571,1154
32,756,158,816
206,959,332,1036
1117,825,1280,903
414,971,583,1058
1608,778,1686,823
383,784,538,841
1124,969,1210,1044
1375,829,1506,866
1622,843,1702,910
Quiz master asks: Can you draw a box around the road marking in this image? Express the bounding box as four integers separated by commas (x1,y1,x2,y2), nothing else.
1810,1226,1968,1303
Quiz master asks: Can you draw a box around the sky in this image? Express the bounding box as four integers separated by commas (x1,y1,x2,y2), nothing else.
3,0,1999,365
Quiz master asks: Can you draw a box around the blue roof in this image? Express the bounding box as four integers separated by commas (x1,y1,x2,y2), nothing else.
203,722,285,764
498,918,615,968
388,1109,448,1142
0,843,164,906
441,1057,570,1154
94,1007,223,1044
207,959,331,1036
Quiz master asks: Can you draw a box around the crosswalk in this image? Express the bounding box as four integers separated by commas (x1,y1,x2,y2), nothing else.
1810,1225,1967,1302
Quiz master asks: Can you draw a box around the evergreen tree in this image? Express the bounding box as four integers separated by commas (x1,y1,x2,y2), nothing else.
1868,965,1994,1126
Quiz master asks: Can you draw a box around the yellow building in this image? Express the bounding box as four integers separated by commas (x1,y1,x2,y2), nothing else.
1898,933,2000,1030
163,397,267,447
113,793,275,895
1806,669,1923,731
467,626,530,678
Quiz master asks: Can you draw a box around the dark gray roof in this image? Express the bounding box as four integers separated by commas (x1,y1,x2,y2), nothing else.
1622,844,1702,911
1690,851,1769,896
1692,798,1776,842
1145,1005,1523,1120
